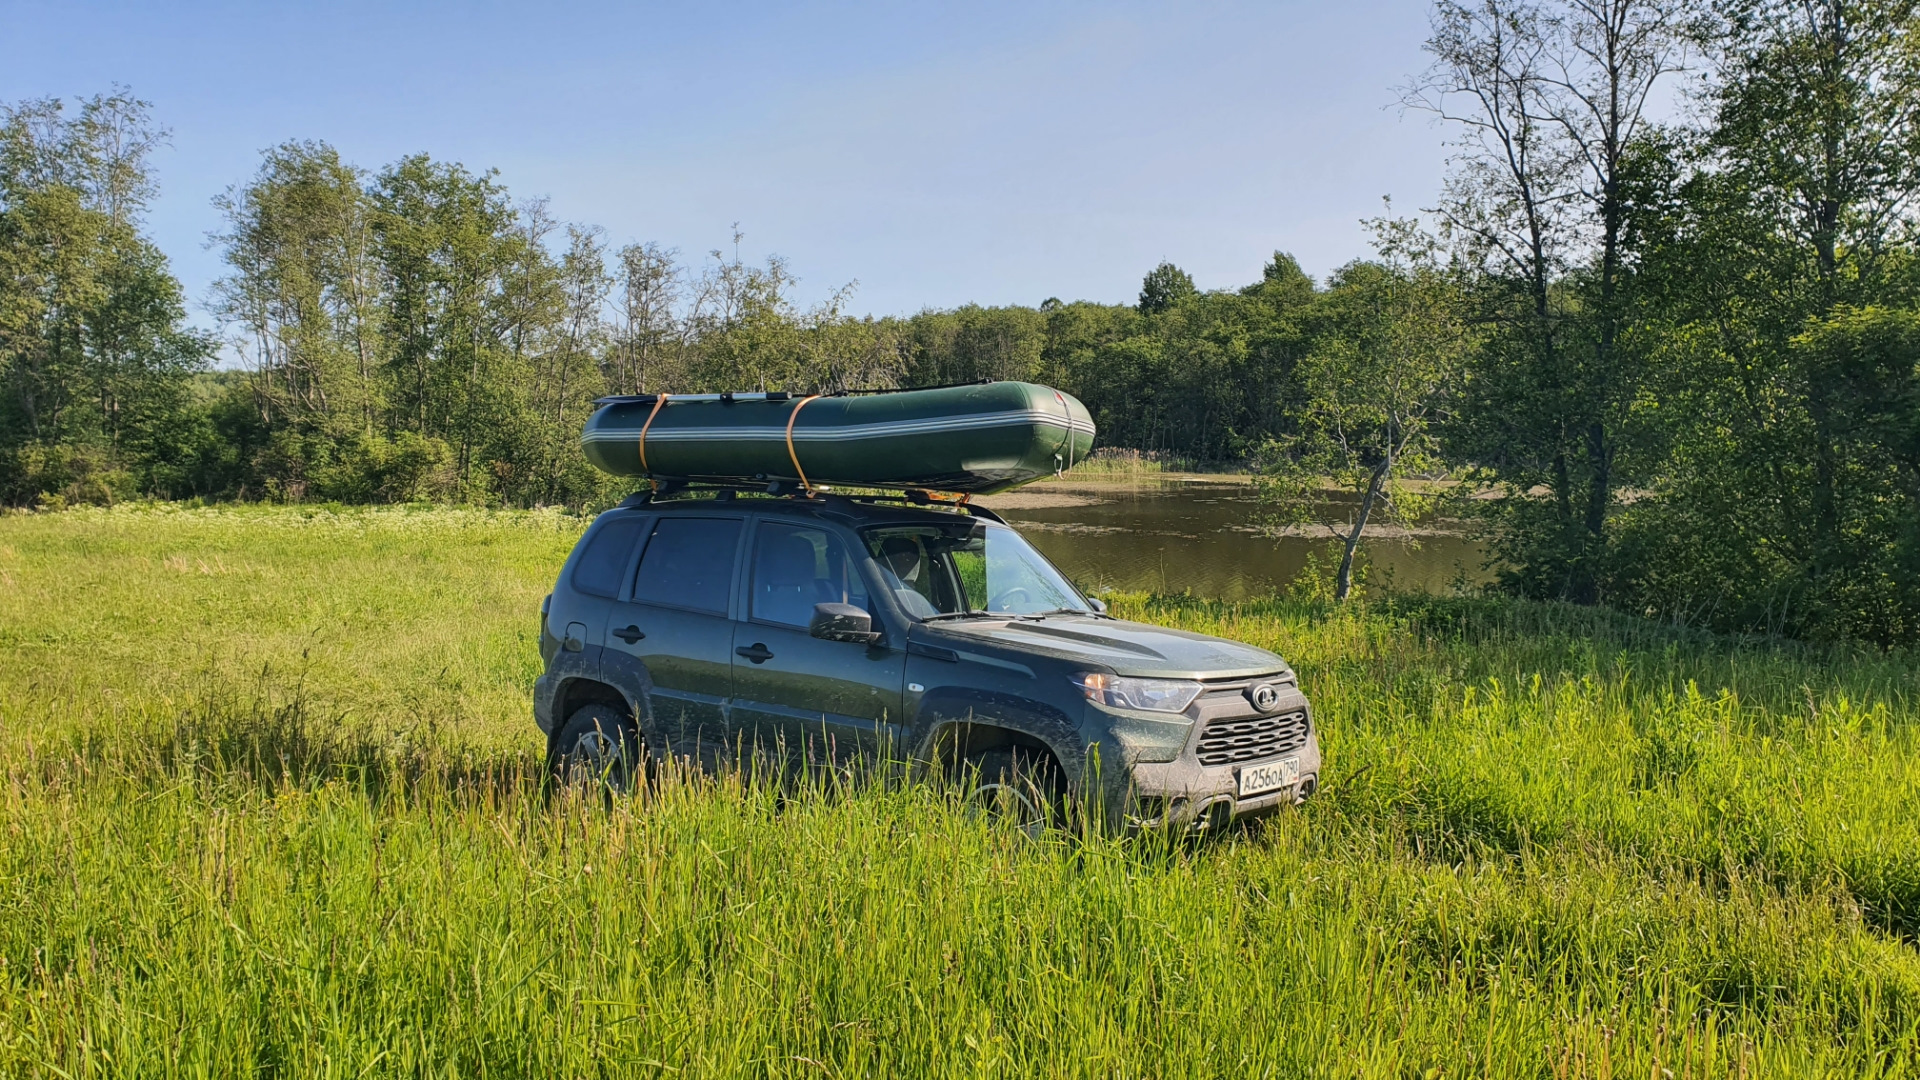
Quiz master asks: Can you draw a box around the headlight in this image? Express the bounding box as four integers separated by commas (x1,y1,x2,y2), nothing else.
1072,672,1203,714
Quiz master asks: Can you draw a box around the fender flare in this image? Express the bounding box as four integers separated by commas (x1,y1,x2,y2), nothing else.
914,687,1085,779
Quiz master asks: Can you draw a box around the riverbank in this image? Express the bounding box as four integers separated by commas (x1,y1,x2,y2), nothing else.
1,505,1915,1075
980,477,1486,598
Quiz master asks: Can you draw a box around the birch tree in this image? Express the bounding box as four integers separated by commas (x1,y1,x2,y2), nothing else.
1260,218,1476,600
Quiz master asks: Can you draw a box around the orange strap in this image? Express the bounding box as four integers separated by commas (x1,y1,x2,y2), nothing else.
785,395,821,494
1054,390,1074,476
637,393,669,489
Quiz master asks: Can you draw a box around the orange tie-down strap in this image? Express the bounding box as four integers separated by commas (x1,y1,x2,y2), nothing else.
637,393,670,488
785,395,821,494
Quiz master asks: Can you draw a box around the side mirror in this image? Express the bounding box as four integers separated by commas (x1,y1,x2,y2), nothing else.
810,602,881,644
1087,596,1108,615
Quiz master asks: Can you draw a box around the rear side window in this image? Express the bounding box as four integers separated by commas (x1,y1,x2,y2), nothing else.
633,518,742,615
570,515,648,598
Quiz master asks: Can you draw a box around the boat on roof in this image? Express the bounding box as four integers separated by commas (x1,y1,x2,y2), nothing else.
580,380,1095,495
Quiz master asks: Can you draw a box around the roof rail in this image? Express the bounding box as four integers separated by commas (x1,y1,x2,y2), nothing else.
617,479,1006,523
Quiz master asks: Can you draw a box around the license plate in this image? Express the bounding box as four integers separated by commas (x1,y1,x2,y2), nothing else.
1237,757,1299,798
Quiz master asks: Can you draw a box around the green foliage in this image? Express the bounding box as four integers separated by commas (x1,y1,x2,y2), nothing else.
1258,216,1475,599
1612,304,1920,640
1588,0,1920,643
13,16,1920,645
0,91,211,506
904,303,1048,385
1408,0,1920,644
906,276,1316,464
200,161,914,508
1136,260,1197,314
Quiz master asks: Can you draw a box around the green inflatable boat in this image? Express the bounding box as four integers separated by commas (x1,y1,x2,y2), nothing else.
580,381,1095,494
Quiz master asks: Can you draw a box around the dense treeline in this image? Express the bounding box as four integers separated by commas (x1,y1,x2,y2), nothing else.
5,0,1920,643
0,91,214,502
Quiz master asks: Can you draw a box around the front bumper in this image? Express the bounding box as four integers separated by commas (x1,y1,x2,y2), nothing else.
1100,677,1320,831
1124,743,1321,830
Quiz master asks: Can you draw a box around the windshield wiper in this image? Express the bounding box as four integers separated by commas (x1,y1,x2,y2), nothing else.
923,607,1102,622
1029,607,1104,619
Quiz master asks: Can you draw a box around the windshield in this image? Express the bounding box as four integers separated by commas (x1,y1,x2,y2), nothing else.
862,521,1090,619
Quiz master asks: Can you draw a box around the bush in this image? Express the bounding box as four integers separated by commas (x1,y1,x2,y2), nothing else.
0,443,141,508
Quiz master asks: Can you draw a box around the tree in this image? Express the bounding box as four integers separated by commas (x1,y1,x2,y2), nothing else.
537,224,611,500
371,154,537,498
1410,0,1689,602
1259,218,1477,599
1542,0,1693,576
611,241,680,394
1712,0,1920,571
1136,262,1197,315
1607,0,1920,640
0,90,208,505
209,141,380,441
905,304,1046,386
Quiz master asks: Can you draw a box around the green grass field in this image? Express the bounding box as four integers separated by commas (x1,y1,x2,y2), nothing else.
1,504,1917,1077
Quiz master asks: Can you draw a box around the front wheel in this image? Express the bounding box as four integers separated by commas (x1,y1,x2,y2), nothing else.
960,747,1065,836
549,704,644,796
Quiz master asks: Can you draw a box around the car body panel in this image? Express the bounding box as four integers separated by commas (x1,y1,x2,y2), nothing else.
910,616,1290,681
600,513,745,758
537,492,1319,829
729,619,908,763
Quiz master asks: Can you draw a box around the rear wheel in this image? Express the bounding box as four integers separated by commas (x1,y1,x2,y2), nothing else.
960,747,1065,836
550,704,644,796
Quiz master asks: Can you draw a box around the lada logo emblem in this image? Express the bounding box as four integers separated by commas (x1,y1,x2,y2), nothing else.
1246,682,1282,712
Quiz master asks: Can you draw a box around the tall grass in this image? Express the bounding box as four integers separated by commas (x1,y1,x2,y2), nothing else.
1057,447,1226,478
1,505,1917,1076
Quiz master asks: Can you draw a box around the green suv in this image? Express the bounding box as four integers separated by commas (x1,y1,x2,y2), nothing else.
535,489,1318,830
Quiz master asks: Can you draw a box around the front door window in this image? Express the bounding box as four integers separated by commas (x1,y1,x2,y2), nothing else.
750,522,868,627
732,520,902,764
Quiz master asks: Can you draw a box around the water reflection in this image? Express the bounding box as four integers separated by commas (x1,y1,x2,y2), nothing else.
980,478,1487,601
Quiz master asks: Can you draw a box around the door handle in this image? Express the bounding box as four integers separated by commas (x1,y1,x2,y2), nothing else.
735,643,774,663
613,625,645,644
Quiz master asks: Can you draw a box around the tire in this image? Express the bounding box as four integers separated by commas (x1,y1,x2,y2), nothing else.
959,747,1065,836
549,703,644,796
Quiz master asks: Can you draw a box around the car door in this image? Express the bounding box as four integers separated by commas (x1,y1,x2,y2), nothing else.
550,509,651,675
730,518,906,765
602,515,745,761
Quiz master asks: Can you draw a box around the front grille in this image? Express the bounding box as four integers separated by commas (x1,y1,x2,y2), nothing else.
1197,672,1295,706
1196,710,1310,767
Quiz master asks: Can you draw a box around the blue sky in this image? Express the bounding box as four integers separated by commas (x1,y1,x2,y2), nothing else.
5,0,1449,326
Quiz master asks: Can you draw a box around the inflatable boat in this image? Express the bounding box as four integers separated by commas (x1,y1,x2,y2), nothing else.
580,381,1095,494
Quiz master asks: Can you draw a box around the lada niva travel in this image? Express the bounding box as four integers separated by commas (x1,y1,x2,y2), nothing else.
535,488,1318,831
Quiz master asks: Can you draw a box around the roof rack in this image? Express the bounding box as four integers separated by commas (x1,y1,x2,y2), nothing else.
616,479,1006,523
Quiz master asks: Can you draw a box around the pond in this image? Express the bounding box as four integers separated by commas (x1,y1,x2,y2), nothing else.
976,477,1487,601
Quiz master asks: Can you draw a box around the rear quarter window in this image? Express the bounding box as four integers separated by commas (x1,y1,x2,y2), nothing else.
569,514,649,598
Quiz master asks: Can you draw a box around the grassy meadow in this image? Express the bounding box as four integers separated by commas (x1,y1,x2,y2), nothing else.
1,504,1918,1077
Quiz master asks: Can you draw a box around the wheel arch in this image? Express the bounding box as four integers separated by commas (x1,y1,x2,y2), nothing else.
550,677,641,751
916,688,1081,781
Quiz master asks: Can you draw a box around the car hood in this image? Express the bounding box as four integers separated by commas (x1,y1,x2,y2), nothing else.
915,615,1289,680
